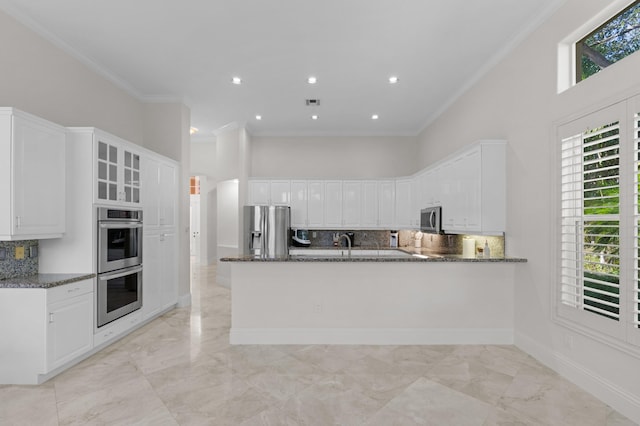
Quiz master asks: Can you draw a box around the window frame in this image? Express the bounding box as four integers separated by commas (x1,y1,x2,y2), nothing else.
575,0,640,83
554,95,640,354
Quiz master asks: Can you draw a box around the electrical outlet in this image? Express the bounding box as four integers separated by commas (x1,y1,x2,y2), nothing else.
29,246,38,258
0,247,6,261
313,303,323,313
15,246,25,260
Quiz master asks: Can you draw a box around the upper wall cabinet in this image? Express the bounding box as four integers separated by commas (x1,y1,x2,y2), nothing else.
290,180,325,228
248,180,290,205
95,134,141,206
0,108,66,240
142,154,178,229
435,141,506,235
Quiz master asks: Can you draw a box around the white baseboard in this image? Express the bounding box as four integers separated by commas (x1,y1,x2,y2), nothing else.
515,332,640,424
176,292,192,308
230,327,514,345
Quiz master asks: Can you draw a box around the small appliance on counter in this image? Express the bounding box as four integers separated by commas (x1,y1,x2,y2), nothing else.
292,229,311,247
390,231,398,248
414,231,423,248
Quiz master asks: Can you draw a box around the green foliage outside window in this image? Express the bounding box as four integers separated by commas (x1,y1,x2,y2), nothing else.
577,0,640,81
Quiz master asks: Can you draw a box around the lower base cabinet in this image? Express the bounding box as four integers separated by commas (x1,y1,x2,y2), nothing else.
47,292,93,371
0,279,94,384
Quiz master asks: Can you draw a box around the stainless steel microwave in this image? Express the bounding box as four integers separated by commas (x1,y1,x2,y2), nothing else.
420,206,442,234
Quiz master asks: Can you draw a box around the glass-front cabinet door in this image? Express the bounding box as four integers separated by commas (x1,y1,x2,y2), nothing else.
96,137,141,206
97,140,119,202
123,150,140,204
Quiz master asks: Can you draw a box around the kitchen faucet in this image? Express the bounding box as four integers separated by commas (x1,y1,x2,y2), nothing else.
338,234,352,258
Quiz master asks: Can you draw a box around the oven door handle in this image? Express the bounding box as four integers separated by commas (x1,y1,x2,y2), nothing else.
99,222,143,229
99,266,143,281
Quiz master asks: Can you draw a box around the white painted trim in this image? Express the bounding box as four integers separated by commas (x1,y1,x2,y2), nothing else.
230,327,514,346
515,332,640,424
176,293,192,308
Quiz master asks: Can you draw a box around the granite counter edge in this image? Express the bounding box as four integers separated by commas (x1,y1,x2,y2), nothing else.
0,273,96,289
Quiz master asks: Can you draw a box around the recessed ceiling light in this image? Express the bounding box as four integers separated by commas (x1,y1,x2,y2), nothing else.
189,127,198,135
371,114,379,120
311,115,319,120
232,76,242,85
307,76,317,84
255,115,262,120
388,76,399,84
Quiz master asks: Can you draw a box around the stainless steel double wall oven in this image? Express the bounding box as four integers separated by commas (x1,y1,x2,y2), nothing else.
97,207,143,327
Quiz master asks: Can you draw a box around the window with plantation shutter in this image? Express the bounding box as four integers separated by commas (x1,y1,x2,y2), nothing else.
556,99,640,347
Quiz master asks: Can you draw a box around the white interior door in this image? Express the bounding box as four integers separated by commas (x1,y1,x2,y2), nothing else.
190,194,201,257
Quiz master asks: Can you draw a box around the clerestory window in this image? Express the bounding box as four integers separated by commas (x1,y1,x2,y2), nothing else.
576,0,640,82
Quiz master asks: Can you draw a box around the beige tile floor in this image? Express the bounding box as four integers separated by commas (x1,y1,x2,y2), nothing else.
1,262,637,425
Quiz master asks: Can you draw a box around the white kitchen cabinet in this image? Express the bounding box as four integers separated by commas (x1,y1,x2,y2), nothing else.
46,281,94,371
362,180,395,228
307,181,324,227
438,141,505,235
323,181,343,227
395,178,414,228
0,108,66,240
159,162,177,227
142,153,179,321
248,180,270,204
342,181,362,227
290,180,308,228
450,147,481,232
248,179,290,205
289,180,326,228
142,230,178,320
95,134,141,206
270,180,291,205
378,180,396,228
361,181,379,228
418,168,440,208
0,279,94,384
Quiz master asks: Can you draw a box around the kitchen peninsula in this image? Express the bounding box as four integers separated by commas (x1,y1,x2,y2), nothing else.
222,250,526,346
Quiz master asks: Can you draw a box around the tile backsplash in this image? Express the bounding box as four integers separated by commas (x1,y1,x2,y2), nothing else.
0,240,39,280
300,230,505,258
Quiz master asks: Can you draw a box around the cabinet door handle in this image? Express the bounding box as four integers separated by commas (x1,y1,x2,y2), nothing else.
15,216,21,228
67,287,80,293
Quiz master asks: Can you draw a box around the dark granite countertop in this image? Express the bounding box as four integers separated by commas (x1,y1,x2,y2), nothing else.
221,247,526,263
0,273,96,289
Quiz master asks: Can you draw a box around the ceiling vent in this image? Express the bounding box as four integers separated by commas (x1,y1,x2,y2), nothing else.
305,99,320,106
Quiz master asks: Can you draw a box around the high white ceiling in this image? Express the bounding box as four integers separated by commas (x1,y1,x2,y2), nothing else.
0,0,565,137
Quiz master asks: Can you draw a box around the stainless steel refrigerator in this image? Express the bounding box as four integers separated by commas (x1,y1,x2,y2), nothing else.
243,205,290,258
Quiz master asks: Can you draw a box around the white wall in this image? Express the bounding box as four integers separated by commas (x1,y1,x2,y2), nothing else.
0,9,144,145
0,9,192,305
416,0,640,421
251,135,418,178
